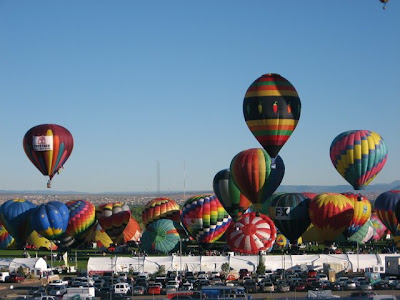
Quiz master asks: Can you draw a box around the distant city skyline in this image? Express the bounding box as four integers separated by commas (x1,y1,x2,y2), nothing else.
1,1,399,193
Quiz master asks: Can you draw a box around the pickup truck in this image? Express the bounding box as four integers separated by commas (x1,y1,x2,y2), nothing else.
48,279,69,286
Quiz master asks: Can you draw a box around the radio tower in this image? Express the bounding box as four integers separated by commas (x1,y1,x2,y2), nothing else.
156,160,160,196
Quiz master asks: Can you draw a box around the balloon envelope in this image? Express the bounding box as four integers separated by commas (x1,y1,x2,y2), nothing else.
65,200,96,239
181,195,231,245
0,221,14,249
226,212,277,254
269,193,311,242
0,198,36,244
375,190,400,234
23,124,74,186
341,193,371,237
141,219,186,254
370,212,387,241
330,130,388,190
309,193,354,242
142,198,181,227
213,169,251,221
243,73,301,158
30,201,69,240
230,149,284,209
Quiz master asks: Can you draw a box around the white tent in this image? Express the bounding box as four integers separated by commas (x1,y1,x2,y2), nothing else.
0,258,47,277
86,253,400,274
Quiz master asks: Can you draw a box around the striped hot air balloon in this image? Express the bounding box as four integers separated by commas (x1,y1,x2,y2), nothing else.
341,193,371,237
142,198,181,226
330,130,388,190
243,73,301,159
375,190,400,234
181,195,231,246
230,149,285,211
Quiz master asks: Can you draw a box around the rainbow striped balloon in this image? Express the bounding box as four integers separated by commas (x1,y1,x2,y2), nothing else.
330,130,388,190
181,195,231,245
243,73,301,158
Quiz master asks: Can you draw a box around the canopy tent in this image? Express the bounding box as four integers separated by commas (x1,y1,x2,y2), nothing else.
0,258,47,277
87,254,400,275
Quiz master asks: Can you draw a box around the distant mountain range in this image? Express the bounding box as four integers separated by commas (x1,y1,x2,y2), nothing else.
0,180,399,196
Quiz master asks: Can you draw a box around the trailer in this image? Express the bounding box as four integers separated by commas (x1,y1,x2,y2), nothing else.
385,256,400,275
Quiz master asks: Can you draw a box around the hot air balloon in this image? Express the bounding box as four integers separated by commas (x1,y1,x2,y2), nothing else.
380,0,389,9
142,198,181,227
0,221,14,249
181,195,231,246
226,212,277,254
141,219,187,254
340,193,371,237
98,202,132,240
230,149,285,210
213,169,251,221
243,73,301,160
309,193,354,242
275,233,289,248
0,199,36,245
301,224,323,243
65,200,96,239
84,223,113,248
26,231,57,250
23,124,74,188
375,190,400,234
302,193,317,200
30,201,69,240
346,220,374,244
370,212,387,241
330,130,388,190
269,193,311,243
115,217,141,244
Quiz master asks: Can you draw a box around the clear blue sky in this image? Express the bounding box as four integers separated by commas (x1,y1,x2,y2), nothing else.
0,1,398,193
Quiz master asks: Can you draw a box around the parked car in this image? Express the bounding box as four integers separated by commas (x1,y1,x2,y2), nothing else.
147,284,162,295
239,269,250,279
6,274,25,283
344,280,357,290
243,279,258,293
260,282,275,292
356,280,372,290
291,282,306,292
48,286,67,296
131,286,145,295
373,281,390,290
278,282,290,293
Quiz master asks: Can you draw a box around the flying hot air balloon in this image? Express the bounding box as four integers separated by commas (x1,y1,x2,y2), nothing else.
230,149,284,211
269,193,311,243
23,124,74,188
226,212,277,254
181,195,231,246
243,73,301,160
330,130,388,190
213,169,251,221
309,193,354,242
375,190,400,234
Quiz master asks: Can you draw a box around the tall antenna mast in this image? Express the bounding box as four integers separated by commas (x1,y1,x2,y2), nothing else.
156,160,160,196
183,160,186,200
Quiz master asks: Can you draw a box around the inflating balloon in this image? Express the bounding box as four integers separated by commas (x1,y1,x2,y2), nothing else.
243,73,301,159
65,200,96,239
226,212,277,254
375,190,400,233
0,221,14,249
142,198,181,226
370,212,387,241
30,201,69,240
181,195,231,246
230,149,284,210
213,169,251,221
341,193,371,237
269,193,311,243
98,202,132,240
23,124,74,188
330,130,388,190
309,193,354,242
141,219,186,254
0,199,36,245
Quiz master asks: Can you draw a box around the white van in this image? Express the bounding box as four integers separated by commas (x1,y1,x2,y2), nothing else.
0,272,9,282
113,283,131,294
